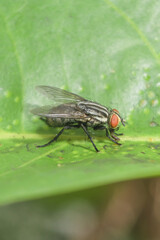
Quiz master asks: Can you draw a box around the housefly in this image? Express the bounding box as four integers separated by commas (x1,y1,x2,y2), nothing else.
31,86,125,152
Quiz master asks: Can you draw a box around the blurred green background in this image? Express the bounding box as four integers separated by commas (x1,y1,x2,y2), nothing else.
0,0,160,239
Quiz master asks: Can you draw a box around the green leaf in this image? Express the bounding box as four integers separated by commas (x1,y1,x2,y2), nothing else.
0,0,160,205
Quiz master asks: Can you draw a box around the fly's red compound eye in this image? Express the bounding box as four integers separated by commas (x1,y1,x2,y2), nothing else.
110,114,120,128
112,109,119,114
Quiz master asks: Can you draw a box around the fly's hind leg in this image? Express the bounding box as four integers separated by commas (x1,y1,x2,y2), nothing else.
37,126,67,148
37,124,80,148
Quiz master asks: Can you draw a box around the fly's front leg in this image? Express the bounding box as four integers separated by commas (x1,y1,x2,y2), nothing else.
106,128,121,145
110,128,124,140
109,129,120,141
114,132,123,136
114,127,124,136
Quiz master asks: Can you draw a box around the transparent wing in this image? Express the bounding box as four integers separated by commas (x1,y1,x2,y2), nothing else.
31,104,87,119
36,85,86,104
31,105,54,116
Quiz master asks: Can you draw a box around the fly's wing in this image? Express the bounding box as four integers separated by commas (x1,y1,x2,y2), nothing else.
31,86,88,119
31,103,87,119
36,85,87,104
32,85,109,122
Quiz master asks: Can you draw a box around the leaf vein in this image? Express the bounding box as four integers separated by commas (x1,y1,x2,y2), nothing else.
104,0,160,65
0,9,24,131
0,144,66,178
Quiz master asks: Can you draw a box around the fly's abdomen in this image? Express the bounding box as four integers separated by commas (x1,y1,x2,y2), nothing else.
46,117,80,127
46,116,93,127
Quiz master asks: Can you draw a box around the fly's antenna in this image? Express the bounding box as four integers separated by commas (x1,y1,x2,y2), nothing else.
117,113,125,126
121,118,126,127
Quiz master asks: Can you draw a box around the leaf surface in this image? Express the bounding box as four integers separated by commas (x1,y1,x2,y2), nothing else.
0,0,160,204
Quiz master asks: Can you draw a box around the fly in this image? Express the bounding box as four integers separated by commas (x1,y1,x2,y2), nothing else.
31,86,125,152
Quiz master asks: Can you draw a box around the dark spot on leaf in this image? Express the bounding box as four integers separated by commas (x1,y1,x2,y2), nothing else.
103,145,108,150
47,154,54,158
150,121,159,127
125,154,134,158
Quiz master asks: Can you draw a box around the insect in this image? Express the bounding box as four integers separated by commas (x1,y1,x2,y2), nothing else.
31,86,125,152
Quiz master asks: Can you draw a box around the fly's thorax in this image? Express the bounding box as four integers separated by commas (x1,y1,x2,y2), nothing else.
77,101,109,124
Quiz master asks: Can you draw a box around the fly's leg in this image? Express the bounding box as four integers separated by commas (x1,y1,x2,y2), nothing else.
114,127,124,136
110,129,123,141
106,128,121,145
37,125,79,148
37,123,99,151
93,126,121,146
93,125,109,150
37,126,67,148
81,123,99,152
110,130,120,141
93,126,106,130
114,132,124,136
111,134,120,141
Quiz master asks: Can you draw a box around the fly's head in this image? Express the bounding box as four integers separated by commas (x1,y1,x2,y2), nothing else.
109,109,125,130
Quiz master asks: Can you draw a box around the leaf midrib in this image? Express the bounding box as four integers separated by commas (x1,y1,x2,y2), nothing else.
0,132,160,142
